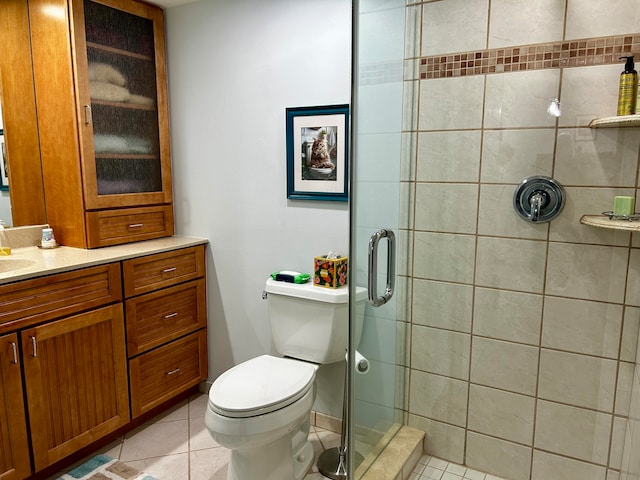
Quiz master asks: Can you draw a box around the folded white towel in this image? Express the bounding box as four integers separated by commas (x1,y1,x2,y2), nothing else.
93,134,153,155
88,63,127,87
90,81,130,102
127,94,155,107
93,134,129,153
123,136,153,154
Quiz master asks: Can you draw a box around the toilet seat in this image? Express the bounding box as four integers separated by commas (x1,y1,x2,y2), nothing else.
209,355,316,418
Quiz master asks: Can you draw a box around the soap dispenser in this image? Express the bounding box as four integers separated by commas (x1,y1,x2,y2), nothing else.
0,222,11,256
617,55,638,115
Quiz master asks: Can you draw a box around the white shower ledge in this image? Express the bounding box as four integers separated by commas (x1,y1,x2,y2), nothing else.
580,214,640,231
589,114,640,128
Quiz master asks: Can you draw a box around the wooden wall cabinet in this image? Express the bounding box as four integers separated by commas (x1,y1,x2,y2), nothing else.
0,1,47,227
29,0,173,248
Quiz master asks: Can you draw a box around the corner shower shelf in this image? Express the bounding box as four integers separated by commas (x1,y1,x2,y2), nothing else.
589,114,640,128
580,214,640,231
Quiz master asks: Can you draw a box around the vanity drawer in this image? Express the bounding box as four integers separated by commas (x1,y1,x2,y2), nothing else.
122,245,205,298
129,330,207,417
85,205,175,248
125,279,206,357
0,263,122,333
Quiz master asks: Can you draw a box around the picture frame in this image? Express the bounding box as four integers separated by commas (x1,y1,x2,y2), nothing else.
0,131,7,191
286,104,349,202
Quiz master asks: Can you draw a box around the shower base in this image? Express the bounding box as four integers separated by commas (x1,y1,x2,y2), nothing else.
355,425,424,480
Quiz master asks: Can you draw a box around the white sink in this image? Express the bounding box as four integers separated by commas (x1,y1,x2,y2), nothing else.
0,258,36,273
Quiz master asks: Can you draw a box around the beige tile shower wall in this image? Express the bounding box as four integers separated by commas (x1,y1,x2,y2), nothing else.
403,1,640,480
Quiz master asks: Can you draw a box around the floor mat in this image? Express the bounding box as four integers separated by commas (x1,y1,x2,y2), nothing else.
56,454,159,480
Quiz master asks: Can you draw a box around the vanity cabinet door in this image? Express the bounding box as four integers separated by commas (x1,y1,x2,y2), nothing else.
21,305,130,472
0,333,30,480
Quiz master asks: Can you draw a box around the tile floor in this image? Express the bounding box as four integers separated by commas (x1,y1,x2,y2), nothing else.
410,456,507,480
52,392,505,480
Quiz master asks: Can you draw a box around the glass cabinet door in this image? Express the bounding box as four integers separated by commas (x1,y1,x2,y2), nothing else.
73,0,172,209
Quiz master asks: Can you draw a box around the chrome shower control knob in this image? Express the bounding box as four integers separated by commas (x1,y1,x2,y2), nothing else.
513,176,565,223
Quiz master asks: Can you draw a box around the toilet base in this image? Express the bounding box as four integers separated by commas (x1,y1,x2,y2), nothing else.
226,434,314,480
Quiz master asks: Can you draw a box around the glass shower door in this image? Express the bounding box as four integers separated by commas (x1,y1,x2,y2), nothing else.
349,0,415,476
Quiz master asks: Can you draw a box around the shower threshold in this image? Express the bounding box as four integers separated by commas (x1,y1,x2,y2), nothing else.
355,425,424,479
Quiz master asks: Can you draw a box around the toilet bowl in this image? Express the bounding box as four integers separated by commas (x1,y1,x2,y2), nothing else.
206,355,317,480
205,279,366,480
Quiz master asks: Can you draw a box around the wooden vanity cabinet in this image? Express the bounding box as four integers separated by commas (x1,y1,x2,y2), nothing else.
0,241,208,478
0,333,31,480
0,263,128,474
124,245,208,417
28,0,173,248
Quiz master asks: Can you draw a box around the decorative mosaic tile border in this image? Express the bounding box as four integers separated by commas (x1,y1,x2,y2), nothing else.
420,34,640,79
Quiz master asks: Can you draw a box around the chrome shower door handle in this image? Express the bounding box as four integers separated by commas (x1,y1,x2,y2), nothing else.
368,229,396,307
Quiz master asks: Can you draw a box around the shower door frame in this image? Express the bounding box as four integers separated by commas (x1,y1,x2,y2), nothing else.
348,0,417,476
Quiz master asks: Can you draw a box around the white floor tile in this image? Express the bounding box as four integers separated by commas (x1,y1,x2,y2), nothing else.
189,416,220,451
316,429,341,450
145,399,189,424
464,467,487,480
442,472,464,480
189,393,209,418
49,394,500,480
190,447,230,480
423,465,445,479
446,463,467,476
125,452,189,480
120,419,189,461
428,457,451,470
464,468,486,480
304,473,333,480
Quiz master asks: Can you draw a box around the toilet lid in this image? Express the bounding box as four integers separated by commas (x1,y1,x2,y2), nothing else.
209,355,317,418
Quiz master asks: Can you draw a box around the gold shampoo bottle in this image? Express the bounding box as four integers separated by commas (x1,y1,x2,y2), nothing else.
617,55,638,116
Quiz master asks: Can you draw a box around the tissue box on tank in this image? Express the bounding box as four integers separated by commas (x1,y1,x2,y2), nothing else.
314,255,348,288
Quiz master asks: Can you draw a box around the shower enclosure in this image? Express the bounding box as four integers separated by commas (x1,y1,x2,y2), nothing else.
349,1,640,479
349,0,414,475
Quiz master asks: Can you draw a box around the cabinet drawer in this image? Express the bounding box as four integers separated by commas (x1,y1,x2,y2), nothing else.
85,205,175,248
126,279,206,357
123,245,205,297
129,330,207,417
0,263,122,334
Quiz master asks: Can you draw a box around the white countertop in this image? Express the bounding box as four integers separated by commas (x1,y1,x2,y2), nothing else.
0,235,208,285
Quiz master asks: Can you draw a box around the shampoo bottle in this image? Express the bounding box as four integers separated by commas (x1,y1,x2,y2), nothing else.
617,55,638,116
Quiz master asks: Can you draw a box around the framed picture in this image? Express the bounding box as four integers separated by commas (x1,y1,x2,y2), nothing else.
0,131,7,191
286,104,349,201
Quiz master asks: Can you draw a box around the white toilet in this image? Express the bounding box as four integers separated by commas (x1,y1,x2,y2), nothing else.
205,278,366,480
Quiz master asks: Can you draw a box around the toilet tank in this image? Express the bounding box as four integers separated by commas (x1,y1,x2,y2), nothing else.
264,278,367,364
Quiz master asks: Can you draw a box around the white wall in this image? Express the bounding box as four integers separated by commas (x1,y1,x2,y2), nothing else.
165,0,351,416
